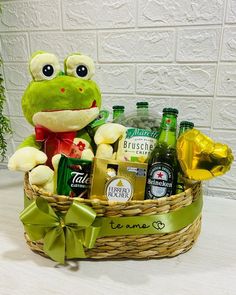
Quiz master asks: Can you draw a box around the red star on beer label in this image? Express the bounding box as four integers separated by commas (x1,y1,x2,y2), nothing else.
166,119,171,124
157,171,163,178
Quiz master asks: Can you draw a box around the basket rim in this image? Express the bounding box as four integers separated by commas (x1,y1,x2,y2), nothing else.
24,172,201,206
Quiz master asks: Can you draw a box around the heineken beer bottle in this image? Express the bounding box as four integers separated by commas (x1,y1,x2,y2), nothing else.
176,121,194,194
145,108,178,199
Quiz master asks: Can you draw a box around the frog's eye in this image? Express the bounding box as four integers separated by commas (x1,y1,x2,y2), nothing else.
30,53,60,81
65,54,95,80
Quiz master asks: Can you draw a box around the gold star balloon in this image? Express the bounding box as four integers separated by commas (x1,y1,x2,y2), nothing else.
177,129,234,181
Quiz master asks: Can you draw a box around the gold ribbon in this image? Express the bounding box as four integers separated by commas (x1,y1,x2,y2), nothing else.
20,197,99,264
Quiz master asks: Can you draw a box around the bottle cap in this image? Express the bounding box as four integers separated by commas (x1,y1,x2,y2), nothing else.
112,105,125,110
180,121,194,128
163,107,179,115
136,102,149,108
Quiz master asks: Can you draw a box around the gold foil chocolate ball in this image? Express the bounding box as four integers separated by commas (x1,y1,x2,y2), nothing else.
177,129,234,181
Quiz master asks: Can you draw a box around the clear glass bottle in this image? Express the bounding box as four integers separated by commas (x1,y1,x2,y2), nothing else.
136,101,149,117
145,108,178,199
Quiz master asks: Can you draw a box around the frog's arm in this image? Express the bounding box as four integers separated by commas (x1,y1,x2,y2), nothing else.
17,134,42,150
8,134,46,172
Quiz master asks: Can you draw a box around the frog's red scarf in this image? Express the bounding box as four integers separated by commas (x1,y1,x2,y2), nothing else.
35,126,84,168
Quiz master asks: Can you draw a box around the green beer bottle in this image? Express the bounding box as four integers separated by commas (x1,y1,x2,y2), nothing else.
112,105,125,122
176,121,194,194
145,108,178,199
178,121,194,137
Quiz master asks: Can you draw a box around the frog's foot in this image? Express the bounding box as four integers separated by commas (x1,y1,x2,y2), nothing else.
94,123,126,160
96,144,113,159
29,165,54,193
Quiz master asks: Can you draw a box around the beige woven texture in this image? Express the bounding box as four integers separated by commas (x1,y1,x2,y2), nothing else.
24,174,202,260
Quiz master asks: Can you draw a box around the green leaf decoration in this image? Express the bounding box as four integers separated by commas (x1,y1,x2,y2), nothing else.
0,6,13,161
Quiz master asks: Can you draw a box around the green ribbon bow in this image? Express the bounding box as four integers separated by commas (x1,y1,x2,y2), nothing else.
20,197,100,264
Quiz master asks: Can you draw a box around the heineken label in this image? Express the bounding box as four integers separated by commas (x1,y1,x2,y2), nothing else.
146,162,174,199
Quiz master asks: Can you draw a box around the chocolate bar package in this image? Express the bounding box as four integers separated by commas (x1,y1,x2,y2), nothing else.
57,155,92,198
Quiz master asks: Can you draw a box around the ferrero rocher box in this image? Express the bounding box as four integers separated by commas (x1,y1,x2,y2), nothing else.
89,158,148,201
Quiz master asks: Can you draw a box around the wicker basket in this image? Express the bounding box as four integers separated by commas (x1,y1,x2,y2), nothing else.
23,173,202,260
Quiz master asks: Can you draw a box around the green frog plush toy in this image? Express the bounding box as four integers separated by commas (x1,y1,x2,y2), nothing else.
8,51,125,192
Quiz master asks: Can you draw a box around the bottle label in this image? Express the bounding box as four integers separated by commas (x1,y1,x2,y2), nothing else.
117,128,158,163
146,162,174,198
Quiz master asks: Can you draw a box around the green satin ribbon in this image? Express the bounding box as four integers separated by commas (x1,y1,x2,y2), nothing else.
20,197,100,264
21,194,202,263
96,194,203,236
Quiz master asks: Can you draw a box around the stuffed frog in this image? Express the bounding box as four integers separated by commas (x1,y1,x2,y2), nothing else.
8,51,125,192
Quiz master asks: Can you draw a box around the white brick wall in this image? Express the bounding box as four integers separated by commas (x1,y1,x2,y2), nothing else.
98,30,175,62
176,28,221,62
1,0,236,199
136,64,216,95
